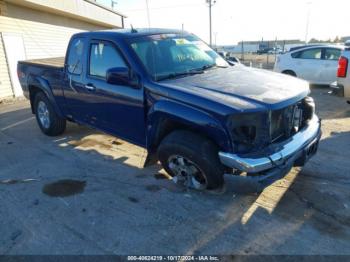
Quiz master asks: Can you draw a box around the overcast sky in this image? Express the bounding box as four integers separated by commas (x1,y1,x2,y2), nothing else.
98,0,350,45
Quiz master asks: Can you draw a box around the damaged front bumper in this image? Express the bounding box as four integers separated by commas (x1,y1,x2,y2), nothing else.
219,115,321,177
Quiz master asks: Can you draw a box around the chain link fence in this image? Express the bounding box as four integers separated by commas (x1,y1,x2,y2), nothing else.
218,40,305,70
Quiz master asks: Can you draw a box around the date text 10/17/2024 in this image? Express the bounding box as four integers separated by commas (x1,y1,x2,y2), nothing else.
127,256,220,261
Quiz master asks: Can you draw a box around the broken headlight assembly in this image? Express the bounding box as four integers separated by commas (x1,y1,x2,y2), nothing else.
226,112,269,154
302,96,315,125
226,97,315,154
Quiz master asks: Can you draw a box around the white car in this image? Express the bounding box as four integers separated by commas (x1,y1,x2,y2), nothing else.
274,45,344,85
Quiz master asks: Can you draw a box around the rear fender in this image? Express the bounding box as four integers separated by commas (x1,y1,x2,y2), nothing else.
27,75,64,118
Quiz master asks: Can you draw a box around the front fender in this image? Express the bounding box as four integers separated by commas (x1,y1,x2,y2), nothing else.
27,75,64,118
147,99,232,153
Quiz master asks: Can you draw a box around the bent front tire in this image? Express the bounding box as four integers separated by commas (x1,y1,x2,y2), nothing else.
158,130,224,190
34,92,66,136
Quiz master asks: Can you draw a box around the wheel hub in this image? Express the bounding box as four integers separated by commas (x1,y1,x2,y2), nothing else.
37,101,50,129
167,155,207,190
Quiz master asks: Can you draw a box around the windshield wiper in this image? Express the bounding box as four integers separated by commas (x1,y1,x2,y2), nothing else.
201,63,217,70
156,69,204,81
194,63,228,72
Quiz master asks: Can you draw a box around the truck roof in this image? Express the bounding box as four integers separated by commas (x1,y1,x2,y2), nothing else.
74,28,189,39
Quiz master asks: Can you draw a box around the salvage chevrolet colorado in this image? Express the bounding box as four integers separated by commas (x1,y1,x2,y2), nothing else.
17,29,321,190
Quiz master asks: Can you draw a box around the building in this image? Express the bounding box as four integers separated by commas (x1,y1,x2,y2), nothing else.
218,39,304,54
0,0,125,99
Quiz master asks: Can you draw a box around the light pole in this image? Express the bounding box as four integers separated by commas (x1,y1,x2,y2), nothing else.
145,0,151,28
214,32,218,49
305,1,312,44
206,0,216,47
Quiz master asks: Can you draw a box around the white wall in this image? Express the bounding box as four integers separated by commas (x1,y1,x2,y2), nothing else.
0,1,115,98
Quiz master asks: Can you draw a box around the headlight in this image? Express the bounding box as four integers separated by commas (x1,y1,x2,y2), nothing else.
226,112,269,154
302,96,315,124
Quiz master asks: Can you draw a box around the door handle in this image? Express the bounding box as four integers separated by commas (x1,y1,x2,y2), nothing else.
84,84,95,91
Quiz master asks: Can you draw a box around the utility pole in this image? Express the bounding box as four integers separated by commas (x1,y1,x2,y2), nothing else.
145,0,151,28
206,0,216,47
305,1,312,44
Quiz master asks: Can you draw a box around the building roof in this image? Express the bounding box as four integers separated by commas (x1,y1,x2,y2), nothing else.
6,0,125,28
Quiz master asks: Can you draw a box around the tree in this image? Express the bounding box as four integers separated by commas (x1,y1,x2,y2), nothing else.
333,36,340,43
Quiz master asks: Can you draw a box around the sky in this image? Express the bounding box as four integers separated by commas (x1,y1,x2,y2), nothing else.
98,0,350,45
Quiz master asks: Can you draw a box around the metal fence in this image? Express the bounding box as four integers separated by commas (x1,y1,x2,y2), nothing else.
218,40,306,70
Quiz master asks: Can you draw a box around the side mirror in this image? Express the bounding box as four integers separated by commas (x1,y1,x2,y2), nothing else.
106,67,131,86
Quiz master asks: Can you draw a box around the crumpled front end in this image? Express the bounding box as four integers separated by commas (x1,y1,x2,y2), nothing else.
219,96,321,183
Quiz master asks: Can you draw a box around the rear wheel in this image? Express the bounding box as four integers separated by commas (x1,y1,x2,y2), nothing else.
34,92,66,136
282,70,297,77
157,130,224,190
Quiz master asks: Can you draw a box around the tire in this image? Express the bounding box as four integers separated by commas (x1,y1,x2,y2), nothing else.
157,130,224,190
34,92,66,136
282,70,296,77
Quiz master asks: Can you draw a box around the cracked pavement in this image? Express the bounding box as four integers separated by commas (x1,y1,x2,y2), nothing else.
0,87,349,255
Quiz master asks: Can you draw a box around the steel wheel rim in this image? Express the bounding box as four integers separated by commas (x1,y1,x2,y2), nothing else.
37,101,50,129
167,155,207,190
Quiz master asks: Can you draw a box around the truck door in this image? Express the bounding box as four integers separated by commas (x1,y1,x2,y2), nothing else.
63,37,90,123
81,40,146,146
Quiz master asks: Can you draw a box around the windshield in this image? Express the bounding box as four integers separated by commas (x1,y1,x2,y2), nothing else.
129,33,228,81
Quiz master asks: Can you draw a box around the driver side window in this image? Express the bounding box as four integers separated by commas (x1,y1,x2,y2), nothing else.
89,42,126,79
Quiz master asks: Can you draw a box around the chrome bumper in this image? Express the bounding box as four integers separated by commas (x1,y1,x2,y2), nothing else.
219,115,321,173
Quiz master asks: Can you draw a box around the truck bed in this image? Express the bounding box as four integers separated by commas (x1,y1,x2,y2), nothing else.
19,57,65,69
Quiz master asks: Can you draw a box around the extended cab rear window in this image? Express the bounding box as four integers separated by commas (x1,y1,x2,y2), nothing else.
67,38,84,74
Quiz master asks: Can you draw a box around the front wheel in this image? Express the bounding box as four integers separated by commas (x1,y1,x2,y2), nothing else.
34,92,66,136
157,130,224,190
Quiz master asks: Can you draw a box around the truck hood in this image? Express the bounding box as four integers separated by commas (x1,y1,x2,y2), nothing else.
161,65,309,110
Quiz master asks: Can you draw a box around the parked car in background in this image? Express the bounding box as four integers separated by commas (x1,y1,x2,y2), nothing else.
330,47,350,97
274,45,344,85
257,48,273,55
226,56,241,64
268,47,283,54
217,51,241,65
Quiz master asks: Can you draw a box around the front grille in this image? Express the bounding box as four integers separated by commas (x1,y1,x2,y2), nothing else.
269,97,313,143
269,104,299,142
270,108,285,142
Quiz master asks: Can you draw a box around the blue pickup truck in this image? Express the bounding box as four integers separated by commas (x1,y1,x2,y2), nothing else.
17,28,321,190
